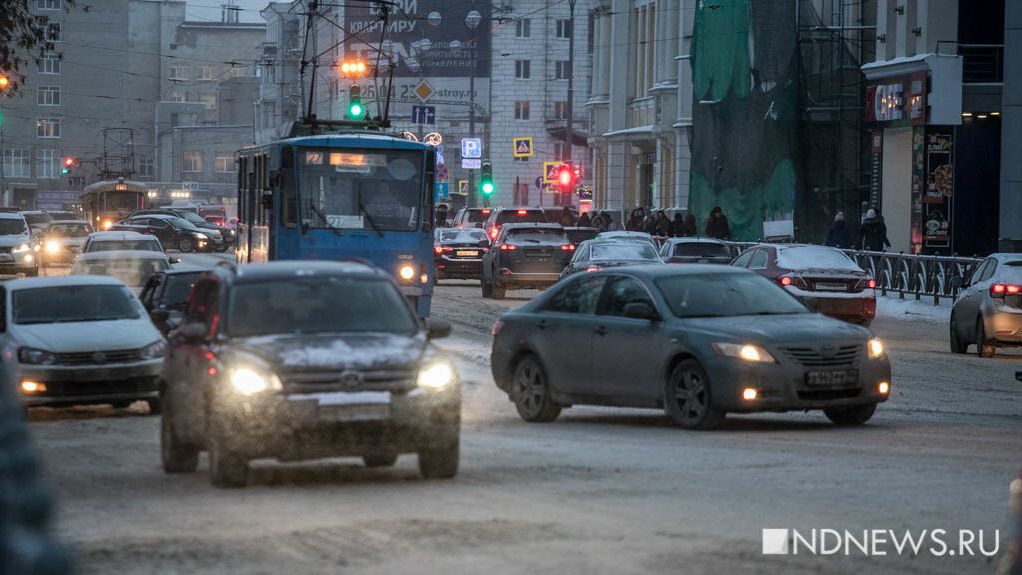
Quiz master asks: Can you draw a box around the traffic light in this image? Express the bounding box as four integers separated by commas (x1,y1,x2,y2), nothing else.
60,156,77,175
348,85,364,119
339,60,368,78
480,160,494,196
556,163,575,192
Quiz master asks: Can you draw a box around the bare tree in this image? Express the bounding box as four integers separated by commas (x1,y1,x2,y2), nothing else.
0,0,76,92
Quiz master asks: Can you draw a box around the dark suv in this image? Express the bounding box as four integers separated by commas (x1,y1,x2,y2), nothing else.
482,208,547,242
481,223,574,299
159,261,461,487
129,209,233,251
114,214,219,252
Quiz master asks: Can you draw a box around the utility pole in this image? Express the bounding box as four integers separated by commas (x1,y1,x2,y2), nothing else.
564,0,577,206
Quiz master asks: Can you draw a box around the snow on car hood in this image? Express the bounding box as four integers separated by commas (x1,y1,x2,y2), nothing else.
235,332,428,371
14,319,162,353
680,313,869,344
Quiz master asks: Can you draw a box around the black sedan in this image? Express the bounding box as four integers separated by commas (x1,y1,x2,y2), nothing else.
561,240,663,278
113,214,217,253
490,265,891,430
481,223,574,299
129,209,233,251
433,227,489,281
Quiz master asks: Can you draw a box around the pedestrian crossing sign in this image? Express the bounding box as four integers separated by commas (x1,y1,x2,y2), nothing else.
513,137,533,158
543,161,561,183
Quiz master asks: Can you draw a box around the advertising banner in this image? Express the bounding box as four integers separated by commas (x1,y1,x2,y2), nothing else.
923,130,953,250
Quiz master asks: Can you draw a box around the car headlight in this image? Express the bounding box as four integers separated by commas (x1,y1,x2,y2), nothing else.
139,340,166,359
13,243,31,254
229,367,283,395
868,338,885,359
18,346,56,365
398,264,416,281
194,232,208,240
712,342,777,363
45,240,61,254
417,361,456,390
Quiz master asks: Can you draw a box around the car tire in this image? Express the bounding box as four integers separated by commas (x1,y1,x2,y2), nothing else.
207,417,248,487
949,313,967,354
664,359,725,430
160,390,198,474
178,238,194,253
363,453,399,468
976,317,996,358
823,404,877,426
510,355,561,423
418,436,459,479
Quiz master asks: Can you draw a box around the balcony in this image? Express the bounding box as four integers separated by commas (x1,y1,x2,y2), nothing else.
627,97,656,128
544,116,588,146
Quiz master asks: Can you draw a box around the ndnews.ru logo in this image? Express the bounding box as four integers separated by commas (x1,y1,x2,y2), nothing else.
762,528,1000,557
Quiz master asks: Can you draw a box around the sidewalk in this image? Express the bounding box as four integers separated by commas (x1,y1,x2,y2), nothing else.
876,293,951,324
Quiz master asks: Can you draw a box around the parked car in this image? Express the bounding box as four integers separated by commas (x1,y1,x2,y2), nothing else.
733,244,877,326
3,275,165,411
19,211,53,236
434,227,490,281
71,250,171,289
450,207,492,229
482,207,547,241
561,240,663,278
159,261,460,487
82,230,164,254
139,268,205,336
950,253,1022,357
113,214,218,252
490,265,891,429
0,213,39,277
39,220,93,265
129,208,233,250
659,237,733,265
481,223,574,299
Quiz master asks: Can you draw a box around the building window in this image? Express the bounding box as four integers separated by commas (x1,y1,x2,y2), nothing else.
46,22,60,42
556,19,572,39
555,61,570,80
170,65,189,80
2,150,31,178
230,66,250,78
199,66,215,80
169,91,185,103
36,0,61,9
200,94,217,110
182,151,203,173
514,100,530,120
554,101,569,119
37,87,60,106
138,157,154,178
515,60,530,79
37,149,59,179
37,54,60,74
36,117,61,138
215,154,233,173
515,18,531,38
553,141,569,162
513,156,530,162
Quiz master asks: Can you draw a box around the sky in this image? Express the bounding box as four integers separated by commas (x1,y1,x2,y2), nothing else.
185,0,269,23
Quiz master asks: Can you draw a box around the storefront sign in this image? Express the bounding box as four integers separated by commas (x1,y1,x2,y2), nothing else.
866,72,927,126
923,130,954,250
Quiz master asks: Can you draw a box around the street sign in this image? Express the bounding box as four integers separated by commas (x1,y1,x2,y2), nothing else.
513,137,533,158
543,161,561,183
411,105,436,125
461,137,482,159
434,182,449,200
414,80,434,102
457,180,469,195
461,158,481,169
423,132,443,147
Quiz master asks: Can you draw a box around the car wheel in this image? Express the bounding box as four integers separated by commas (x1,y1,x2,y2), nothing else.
363,453,399,468
664,359,725,430
481,278,493,298
178,238,194,253
949,312,967,354
510,355,561,422
418,435,459,479
160,390,198,474
976,317,996,358
823,404,877,426
207,418,248,487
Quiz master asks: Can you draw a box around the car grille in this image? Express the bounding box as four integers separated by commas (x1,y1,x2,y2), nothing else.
281,369,417,393
36,377,159,397
53,348,146,365
781,345,860,367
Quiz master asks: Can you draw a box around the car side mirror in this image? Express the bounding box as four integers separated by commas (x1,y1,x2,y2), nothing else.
951,276,965,289
623,301,658,321
176,322,208,343
425,318,452,339
150,309,170,323
168,257,181,265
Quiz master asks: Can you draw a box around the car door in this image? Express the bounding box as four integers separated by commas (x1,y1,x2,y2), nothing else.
529,275,607,396
564,243,590,276
168,277,219,445
956,259,994,336
589,274,663,405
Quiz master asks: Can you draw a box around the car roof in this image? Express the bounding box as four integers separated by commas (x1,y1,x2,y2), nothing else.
77,250,168,261
88,231,154,240
134,213,180,220
47,220,90,226
664,237,728,245
500,223,564,231
991,253,1022,261
6,274,128,291
19,210,46,215
0,213,26,220
231,260,386,282
598,231,651,237
494,207,543,213
589,264,751,279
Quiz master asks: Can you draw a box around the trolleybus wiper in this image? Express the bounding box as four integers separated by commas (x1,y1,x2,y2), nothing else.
308,204,340,236
358,202,385,238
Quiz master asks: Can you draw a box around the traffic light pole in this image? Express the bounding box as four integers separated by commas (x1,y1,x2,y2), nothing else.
468,50,476,208
564,0,577,195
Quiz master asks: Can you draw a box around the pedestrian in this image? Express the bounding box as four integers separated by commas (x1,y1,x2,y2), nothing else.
558,206,576,227
603,211,619,231
859,209,891,251
860,201,870,226
655,211,671,237
626,207,645,231
577,211,592,228
705,206,731,240
435,204,449,227
680,213,697,237
642,215,658,235
825,211,852,249
669,213,685,237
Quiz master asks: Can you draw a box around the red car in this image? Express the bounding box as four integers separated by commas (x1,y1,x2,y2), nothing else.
732,244,877,325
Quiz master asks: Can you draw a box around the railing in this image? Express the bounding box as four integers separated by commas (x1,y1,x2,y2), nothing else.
937,41,1004,84
627,97,656,127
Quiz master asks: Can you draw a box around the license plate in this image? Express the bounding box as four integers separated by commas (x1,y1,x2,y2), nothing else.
815,282,849,292
319,403,391,422
526,250,550,258
805,370,858,387
456,250,478,257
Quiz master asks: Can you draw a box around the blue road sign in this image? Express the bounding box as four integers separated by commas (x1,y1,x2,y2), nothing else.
461,137,482,159
434,182,449,200
412,105,436,125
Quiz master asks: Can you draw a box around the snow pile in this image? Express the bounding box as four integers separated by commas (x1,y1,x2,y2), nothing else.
278,335,422,368
876,295,950,323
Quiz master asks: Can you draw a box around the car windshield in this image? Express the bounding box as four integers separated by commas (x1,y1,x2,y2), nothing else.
89,240,161,252
592,243,660,261
656,272,810,318
72,258,169,287
777,246,862,272
46,223,91,237
299,148,424,232
47,211,78,220
172,211,207,225
163,273,203,308
1001,260,1022,282
467,210,491,223
13,285,140,324
439,229,488,243
0,219,28,235
163,217,197,230
505,228,568,245
672,242,731,258
227,277,418,337
22,213,52,226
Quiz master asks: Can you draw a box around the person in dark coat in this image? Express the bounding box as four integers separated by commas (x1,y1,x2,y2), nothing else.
642,215,658,235
859,209,892,251
577,211,592,228
435,204,448,227
603,211,620,231
654,211,671,237
626,207,646,231
825,211,853,249
558,206,576,227
669,213,686,237
680,213,697,237
705,206,731,240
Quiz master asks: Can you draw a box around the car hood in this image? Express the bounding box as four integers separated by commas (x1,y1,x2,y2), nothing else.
46,236,87,247
15,319,161,353
233,332,428,371
0,234,31,247
679,313,869,344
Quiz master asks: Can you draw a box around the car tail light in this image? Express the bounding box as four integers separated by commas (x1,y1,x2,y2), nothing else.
778,274,808,289
854,278,878,291
489,227,499,239
991,283,1022,297
586,266,602,272
433,245,443,255
779,276,792,286
499,244,517,251
517,209,527,216
560,244,575,251
868,279,877,289
491,319,505,336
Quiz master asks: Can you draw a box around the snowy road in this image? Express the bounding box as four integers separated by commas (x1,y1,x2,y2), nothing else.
27,272,1022,574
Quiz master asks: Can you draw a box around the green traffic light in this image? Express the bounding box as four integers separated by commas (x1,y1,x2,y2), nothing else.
349,103,363,118
481,181,494,195
61,168,69,175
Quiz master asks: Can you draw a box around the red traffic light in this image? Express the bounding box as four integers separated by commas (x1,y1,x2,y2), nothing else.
63,157,76,167
557,164,574,190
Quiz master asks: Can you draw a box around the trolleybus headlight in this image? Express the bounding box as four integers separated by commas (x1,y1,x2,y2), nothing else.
398,264,416,281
